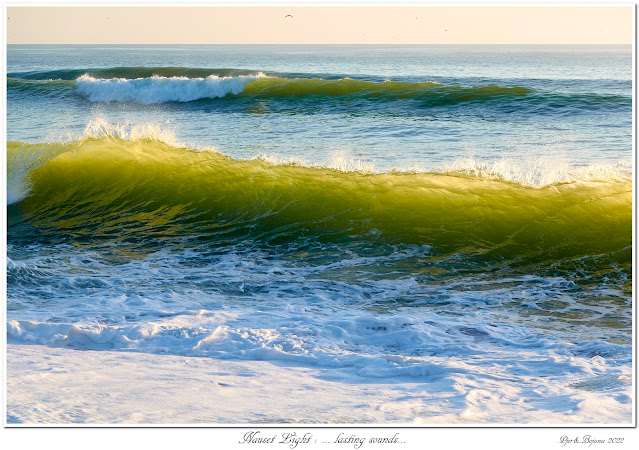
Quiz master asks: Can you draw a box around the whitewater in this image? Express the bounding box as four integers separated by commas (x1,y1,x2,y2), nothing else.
6,44,633,425
75,73,267,103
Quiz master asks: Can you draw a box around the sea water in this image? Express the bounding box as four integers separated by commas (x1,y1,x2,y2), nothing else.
6,45,633,423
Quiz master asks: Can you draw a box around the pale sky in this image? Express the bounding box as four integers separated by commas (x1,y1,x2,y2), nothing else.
6,6,634,45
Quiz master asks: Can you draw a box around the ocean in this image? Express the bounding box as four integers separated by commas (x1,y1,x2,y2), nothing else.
6,45,633,423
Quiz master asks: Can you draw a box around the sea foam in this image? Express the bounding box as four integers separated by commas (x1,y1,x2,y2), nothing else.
75,73,266,103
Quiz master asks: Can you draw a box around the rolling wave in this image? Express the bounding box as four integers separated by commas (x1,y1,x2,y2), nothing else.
10,73,529,105
7,136,632,271
7,70,630,111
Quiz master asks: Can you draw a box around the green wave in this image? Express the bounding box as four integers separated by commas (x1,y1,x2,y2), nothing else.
7,138,632,271
240,77,531,101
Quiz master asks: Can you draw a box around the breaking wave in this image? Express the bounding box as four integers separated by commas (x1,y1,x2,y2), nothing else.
7,131,631,270
8,67,630,110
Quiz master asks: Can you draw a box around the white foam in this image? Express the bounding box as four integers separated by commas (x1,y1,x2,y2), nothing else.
251,149,631,185
441,156,632,187
8,343,632,424
6,241,632,423
75,73,266,103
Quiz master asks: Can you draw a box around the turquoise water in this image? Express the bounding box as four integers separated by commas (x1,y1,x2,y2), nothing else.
6,45,633,423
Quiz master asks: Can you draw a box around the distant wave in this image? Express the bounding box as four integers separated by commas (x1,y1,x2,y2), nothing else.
75,75,531,104
75,73,268,103
8,71,630,111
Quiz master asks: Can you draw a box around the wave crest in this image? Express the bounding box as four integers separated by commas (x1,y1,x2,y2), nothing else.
441,157,632,187
81,117,187,147
75,73,267,103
